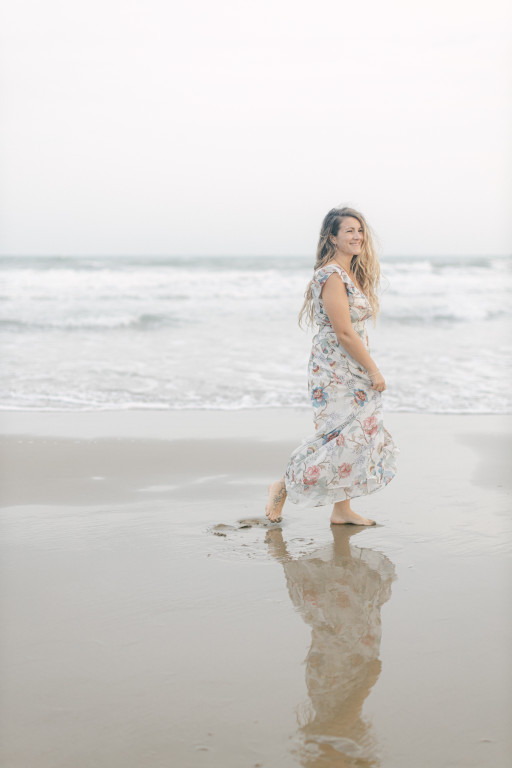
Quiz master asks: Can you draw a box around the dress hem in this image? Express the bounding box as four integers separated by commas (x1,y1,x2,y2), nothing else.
284,465,398,508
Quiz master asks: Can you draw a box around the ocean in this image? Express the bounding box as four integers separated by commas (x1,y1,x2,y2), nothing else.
1,254,510,414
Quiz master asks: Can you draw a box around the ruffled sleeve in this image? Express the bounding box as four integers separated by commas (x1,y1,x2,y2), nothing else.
314,265,352,298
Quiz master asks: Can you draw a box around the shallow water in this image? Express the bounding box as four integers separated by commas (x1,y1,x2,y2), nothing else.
1,411,510,766
1,496,510,768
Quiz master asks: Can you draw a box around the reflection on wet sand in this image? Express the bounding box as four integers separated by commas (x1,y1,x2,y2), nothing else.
265,526,396,768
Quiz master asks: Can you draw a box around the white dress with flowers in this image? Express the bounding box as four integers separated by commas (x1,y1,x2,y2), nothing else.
284,264,399,506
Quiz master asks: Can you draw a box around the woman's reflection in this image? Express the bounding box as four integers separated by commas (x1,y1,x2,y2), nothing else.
265,525,396,768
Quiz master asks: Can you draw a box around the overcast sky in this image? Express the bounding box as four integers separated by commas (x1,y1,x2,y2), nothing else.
0,0,510,257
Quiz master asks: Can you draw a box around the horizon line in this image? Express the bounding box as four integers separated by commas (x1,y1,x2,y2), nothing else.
1,252,511,259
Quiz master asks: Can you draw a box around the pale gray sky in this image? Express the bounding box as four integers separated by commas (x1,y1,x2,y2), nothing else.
1,0,510,257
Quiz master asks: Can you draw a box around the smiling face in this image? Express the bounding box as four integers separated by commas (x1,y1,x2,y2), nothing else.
331,216,364,257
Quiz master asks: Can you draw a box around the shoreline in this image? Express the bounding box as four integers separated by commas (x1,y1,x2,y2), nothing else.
1,406,508,437
1,411,511,508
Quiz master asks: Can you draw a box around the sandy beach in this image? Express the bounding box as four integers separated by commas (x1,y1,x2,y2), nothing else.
1,409,511,767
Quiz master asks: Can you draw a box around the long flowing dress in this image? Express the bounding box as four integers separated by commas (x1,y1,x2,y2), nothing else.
284,263,399,506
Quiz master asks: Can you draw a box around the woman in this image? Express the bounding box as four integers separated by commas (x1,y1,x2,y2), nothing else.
265,206,399,526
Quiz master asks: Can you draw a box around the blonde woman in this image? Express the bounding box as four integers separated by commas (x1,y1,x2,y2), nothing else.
265,206,399,525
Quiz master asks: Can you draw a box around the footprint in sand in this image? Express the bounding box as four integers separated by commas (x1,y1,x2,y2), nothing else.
210,518,271,537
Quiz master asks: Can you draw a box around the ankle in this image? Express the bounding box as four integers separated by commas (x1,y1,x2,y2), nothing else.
333,501,351,513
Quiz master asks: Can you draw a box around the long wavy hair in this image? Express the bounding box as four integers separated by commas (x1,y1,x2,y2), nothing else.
298,206,381,329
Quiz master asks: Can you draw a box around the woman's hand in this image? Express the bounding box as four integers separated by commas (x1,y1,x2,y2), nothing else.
369,371,386,392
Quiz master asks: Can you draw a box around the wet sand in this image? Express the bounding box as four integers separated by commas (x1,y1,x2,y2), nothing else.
1,410,511,767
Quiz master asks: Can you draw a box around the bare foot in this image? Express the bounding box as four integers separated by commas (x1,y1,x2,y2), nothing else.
330,500,375,526
265,479,287,523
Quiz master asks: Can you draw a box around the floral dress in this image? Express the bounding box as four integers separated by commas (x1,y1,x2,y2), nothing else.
284,263,399,506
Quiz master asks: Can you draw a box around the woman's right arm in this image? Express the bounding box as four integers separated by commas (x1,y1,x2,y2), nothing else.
321,273,386,391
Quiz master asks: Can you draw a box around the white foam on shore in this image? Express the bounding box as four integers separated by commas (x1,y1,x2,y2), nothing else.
1,254,511,413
